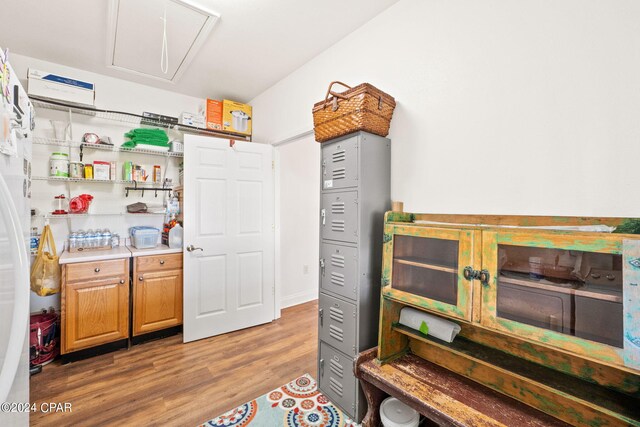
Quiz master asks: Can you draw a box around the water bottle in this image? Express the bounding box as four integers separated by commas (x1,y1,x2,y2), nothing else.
101,229,112,247
86,229,96,248
69,232,78,250
111,233,120,248
30,227,40,253
76,230,86,249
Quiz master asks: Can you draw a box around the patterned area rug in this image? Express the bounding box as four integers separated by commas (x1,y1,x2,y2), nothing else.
200,374,359,427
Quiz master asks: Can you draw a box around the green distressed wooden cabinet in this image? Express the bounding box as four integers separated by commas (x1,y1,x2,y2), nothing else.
378,212,640,426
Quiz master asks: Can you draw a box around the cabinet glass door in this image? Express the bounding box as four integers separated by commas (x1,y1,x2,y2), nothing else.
382,224,475,321
481,230,625,364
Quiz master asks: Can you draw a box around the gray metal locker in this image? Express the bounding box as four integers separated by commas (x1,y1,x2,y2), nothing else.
320,243,358,300
318,293,357,356
321,135,359,190
317,131,391,423
319,342,358,415
321,191,359,243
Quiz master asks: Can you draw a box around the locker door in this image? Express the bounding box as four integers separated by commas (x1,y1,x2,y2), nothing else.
318,342,357,418
319,293,357,356
320,243,358,301
321,136,358,190
321,191,358,243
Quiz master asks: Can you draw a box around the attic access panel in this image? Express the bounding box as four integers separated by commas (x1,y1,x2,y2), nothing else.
107,0,219,83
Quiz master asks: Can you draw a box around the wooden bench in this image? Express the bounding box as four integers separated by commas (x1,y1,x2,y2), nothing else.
354,347,570,427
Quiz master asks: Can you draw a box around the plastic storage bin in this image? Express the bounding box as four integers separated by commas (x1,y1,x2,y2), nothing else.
130,227,160,249
380,397,420,427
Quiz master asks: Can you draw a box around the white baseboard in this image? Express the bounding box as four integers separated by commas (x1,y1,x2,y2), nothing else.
281,289,318,309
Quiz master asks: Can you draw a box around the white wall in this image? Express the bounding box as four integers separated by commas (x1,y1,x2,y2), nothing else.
9,53,205,311
276,133,320,308
251,0,640,217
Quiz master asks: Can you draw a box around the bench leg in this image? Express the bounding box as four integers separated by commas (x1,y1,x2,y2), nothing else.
360,378,385,427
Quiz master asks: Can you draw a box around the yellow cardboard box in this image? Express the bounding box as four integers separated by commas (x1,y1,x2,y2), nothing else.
222,100,252,136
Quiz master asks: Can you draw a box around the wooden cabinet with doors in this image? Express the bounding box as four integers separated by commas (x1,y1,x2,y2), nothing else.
61,258,130,354
377,212,640,427
133,252,183,336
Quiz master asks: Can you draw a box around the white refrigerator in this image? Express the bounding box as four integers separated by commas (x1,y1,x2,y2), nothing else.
0,48,32,427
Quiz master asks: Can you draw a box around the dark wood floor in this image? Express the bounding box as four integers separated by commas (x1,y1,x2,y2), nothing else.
31,300,318,426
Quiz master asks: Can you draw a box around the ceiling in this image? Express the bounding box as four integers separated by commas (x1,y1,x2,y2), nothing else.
0,0,399,102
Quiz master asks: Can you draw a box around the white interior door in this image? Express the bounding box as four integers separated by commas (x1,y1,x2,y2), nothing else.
183,136,275,342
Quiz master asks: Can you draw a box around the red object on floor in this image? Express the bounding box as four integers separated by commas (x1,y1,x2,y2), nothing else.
30,310,59,366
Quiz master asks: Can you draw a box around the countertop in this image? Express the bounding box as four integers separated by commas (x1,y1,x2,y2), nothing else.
60,245,181,264
126,244,182,257
59,245,132,264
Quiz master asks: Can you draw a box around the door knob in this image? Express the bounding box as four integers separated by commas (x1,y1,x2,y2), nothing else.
479,269,491,287
186,244,203,252
138,276,144,281
119,279,125,284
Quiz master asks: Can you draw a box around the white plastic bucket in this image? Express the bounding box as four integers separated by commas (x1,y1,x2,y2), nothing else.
380,397,420,427
49,152,69,177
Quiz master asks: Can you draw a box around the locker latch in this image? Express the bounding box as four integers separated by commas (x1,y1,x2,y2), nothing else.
319,308,324,326
319,258,325,276
321,209,326,225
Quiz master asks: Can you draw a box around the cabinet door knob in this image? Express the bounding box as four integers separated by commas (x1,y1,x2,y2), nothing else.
139,276,144,281
159,260,165,265
94,267,101,273
479,269,491,287
119,279,125,284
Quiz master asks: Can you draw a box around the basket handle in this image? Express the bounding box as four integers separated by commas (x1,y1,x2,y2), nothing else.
324,81,352,111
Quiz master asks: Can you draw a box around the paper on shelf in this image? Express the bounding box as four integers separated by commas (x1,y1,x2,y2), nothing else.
398,307,461,343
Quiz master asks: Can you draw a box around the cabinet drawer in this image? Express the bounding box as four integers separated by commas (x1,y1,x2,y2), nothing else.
136,253,183,273
321,135,358,190
319,293,357,356
66,258,128,283
320,243,358,301
318,342,356,419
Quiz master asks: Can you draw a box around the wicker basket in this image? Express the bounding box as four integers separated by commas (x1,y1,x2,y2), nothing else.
312,81,396,143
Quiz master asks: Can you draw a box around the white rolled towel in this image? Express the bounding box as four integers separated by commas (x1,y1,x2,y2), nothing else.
398,307,461,343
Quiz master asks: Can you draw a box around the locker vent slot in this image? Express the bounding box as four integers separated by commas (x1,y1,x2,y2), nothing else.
332,150,346,162
329,378,344,397
331,272,345,286
331,254,345,268
333,168,346,180
329,325,344,342
331,220,345,232
331,202,345,214
330,359,344,377
329,306,344,322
